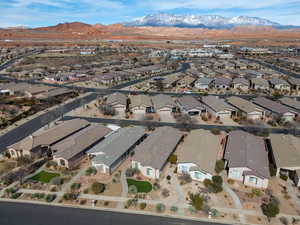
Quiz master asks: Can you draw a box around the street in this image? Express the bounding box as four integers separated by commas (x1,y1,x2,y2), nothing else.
0,202,229,225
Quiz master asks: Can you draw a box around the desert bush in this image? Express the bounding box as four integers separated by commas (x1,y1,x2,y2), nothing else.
139,203,147,210
91,182,105,194
156,203,166,213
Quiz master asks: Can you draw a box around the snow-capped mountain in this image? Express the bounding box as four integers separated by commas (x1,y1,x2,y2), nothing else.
123,13,281,29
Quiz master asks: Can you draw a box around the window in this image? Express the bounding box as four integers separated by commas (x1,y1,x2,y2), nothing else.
194,172,203,180
60,159,65,166
147,168,152,176
249,177,258,184
181,165,189,173
231,170,240,178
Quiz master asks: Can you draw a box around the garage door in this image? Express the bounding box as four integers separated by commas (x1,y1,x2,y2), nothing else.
217,112,231,119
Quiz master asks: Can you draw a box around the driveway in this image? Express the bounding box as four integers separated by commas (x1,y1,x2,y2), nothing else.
158,112,176,123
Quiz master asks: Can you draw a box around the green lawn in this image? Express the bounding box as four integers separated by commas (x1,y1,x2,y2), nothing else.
30,171,60,183
127,179,152,193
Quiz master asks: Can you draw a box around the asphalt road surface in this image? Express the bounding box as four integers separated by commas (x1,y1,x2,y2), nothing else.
0,93,97,153
0,202,229,225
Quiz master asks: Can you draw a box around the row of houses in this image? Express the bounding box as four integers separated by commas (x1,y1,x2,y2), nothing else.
0,82,74,100
106,92,300,122
7,117,300,189
194,76,296,91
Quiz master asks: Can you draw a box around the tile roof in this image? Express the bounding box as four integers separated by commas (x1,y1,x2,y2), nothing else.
227,96,264,114
224,130,270,179
178,129,220,175
133,127,183,170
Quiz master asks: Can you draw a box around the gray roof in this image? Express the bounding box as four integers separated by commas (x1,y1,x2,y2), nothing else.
133,127,183,170
279,97,300,111
251,78,269,87
269,78,289,86
152,94,176,110
232,78,249,86
202,96,235,113
196,77,213,85
214,77,232,86
106,92,127,106
252,97,296,115
224,130,270,179
9,119,90,152
227,96,264,114
89,126,145,167
177,96,205,111
37,87,73,99
269,134,300,169
178,129,220,175
130,95,152,108
288,77,300,86
53,124,112,160
0,82,31,92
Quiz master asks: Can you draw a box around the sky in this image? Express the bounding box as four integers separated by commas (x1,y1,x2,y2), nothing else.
0,0,300,27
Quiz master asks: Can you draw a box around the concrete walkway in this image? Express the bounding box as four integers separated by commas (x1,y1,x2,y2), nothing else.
221,173,246,224
287,180,300,207
168,167,185,216
117,169,128,209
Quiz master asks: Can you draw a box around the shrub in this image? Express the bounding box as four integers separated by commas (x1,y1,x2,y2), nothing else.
45,194,56,202
86,167,97,176
104,201,109,206
261,202,280,221
212,176,223,186
215,160,225,174
63,193,77,201
10,193,22,199
168,154,177,164
71,183,81,191
280,174,288,181
91,182,105,194
128,185,138,194
140,203,147,210
189,193,204,211
156,203,166,213
32,193,45,199
80,199,87,205
227,179,235,185
153,182,161,191
170,206,178,212
166,175,171,181
211,128,220,135
252,188,262,197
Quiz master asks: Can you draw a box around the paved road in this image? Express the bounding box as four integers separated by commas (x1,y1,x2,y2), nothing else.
0,202,229,225
63,115,300,135
0,93,97,153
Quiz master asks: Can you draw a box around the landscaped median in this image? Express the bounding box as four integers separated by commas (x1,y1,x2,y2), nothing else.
127,179,152,193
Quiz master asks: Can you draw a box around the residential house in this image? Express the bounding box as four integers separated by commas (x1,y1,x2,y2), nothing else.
177,130,220,182
201,96,235,119
250,78,269,90
106,92,127,110
269,78,291,91
7,119,90,159
36,88,74,100
268,134,300,186
224,131,270,189
288,77,300,91
0,82,31,96
227,97,264,120
252,97,297,121
176,96,206,116
130,95,153,113
177,76,196,88
232,78,249,91
52,124,112,169
132,127,183,179
279,97,300,114
213,77,232,89
152,94,177,113
88,127,146,174
194,77,213,90
24,85,57,98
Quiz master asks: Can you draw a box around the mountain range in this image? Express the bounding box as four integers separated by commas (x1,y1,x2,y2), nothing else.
123,13,297,29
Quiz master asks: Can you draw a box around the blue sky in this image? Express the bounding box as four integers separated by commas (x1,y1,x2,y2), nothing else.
0,0,300,27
